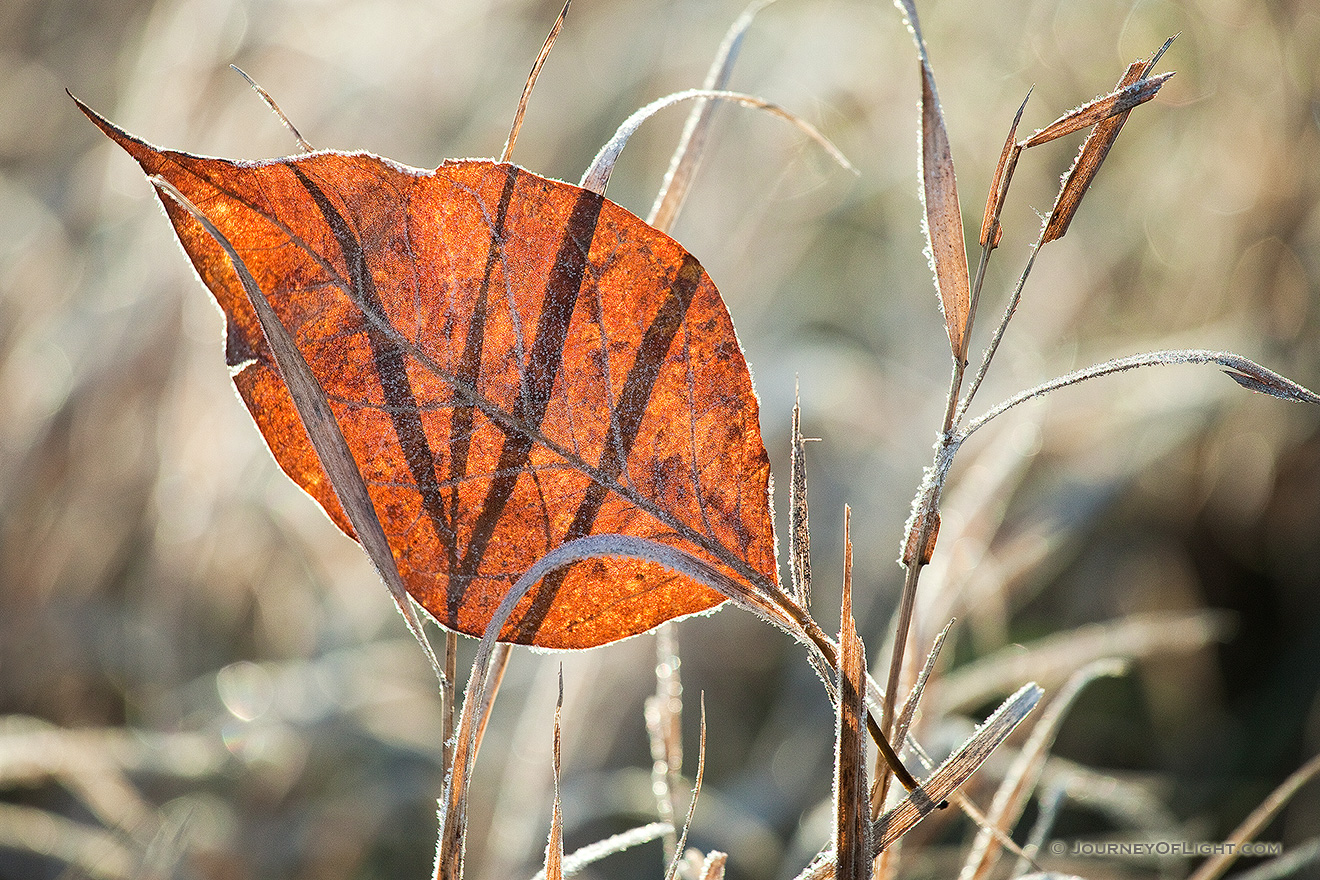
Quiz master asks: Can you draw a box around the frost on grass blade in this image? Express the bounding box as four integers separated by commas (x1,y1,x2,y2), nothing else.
1041,38,1175,243
958,659,1126,880
790,390,813,607
1022,73,1172,148
872,683,1042,853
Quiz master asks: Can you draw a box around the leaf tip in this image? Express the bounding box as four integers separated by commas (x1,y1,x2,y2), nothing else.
1224,370,1320,404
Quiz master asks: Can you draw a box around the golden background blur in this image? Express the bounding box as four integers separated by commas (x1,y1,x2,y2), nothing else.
3,0,1320,877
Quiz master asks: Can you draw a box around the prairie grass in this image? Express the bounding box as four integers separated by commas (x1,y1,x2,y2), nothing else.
3,0,1320,878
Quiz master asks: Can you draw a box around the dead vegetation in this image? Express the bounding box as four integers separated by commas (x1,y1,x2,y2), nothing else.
4,0,1320,878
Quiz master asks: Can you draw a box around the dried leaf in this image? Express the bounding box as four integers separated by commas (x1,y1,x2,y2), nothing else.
1021,73,1172,148
978,91,1029,250
142,175,447,685
1041,39,1174,243
697,851,729,880
80,98,779,650
1040,60,1143,242
920,60,972,359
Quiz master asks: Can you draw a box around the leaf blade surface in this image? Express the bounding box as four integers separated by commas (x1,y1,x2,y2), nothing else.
83,104,776,649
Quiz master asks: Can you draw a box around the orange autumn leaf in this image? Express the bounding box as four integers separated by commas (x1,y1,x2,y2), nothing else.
79,101,777,650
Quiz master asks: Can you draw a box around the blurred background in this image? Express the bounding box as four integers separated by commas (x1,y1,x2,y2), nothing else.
3,0,1320,877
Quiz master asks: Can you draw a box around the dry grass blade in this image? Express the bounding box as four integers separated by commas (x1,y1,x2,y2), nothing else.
879,4,969,811
1021,73,1173,148
880,503,937,811
581,88,851,196
527,823,674,880
870,683,1043,856
443,632,458,775
1223,368,1320,402
0,722,156,841
1039,59,1142,243
893,619,953,752
871,618,951,824
0,718,224,786
961,350,1320,441
543,667,565,880
929,610,1232,716
1014,783,1066,877
646,624,684,865
865,698,922,798
440,637,510,880
920,59,972,361
1041,37,1174,243
663,695,708,880
472,644,513,768
1042,762,1179,837
958,658,1127,880
1186,751,1320,880
978,91,1029,250
441,533,822,880
835,511,870,879
891,0,930,62
501,0,571,163
790,386,813,608
649,0,778,232
229,64,313,152
146,176,446,688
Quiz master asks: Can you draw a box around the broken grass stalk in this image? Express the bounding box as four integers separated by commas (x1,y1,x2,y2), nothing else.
581,88,852,196
834,509,871,878
502,0,572,163
229,65,314,153
649,0,781,231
